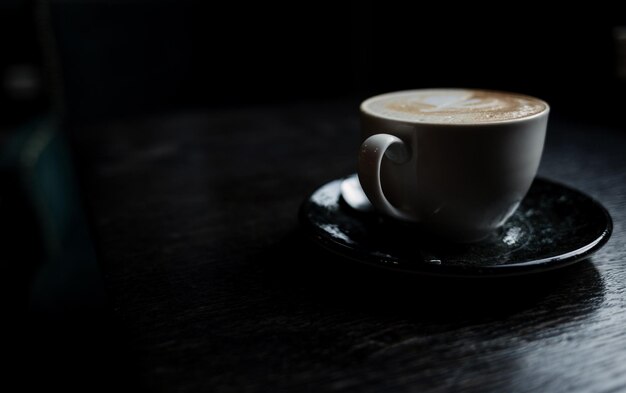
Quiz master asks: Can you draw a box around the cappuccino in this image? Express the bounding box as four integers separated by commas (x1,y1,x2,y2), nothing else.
362,89,547,124
358,88,549,241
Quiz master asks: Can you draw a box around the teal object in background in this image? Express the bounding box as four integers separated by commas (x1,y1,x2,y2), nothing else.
1,117,105,314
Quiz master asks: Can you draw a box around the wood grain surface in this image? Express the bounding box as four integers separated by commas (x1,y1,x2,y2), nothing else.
73,100,626,392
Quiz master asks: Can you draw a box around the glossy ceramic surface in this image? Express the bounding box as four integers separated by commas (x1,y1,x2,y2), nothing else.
299,174,612,277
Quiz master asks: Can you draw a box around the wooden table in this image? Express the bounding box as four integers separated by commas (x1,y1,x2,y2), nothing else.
73,100,626,392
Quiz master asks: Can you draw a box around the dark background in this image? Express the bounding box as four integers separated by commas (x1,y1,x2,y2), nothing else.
2,0,626,391
54,3,626,124
2,1,626,125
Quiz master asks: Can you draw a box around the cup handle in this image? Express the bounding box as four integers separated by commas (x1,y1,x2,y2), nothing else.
358,134,414,221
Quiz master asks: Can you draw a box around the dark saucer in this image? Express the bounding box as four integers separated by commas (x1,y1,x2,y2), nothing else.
299,174,612,277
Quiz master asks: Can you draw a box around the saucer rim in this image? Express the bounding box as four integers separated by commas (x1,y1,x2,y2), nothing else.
299,176,613,278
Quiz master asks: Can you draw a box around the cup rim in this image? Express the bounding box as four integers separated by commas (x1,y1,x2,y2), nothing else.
360,88,550,127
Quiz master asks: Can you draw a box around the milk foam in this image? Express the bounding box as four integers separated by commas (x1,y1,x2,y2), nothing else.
363,89,547,124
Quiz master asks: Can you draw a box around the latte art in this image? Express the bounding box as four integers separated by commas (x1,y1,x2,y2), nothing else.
363,89,547,124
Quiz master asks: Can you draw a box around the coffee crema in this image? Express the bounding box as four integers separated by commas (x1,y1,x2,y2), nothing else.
362,89,547,124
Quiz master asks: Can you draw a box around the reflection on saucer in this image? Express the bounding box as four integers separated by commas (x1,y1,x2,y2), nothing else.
340,175,373,212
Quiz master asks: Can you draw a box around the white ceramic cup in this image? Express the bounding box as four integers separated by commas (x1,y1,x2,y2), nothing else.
358,88,549,242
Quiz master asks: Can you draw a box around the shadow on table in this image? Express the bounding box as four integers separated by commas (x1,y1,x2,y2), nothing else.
263,230,605,326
